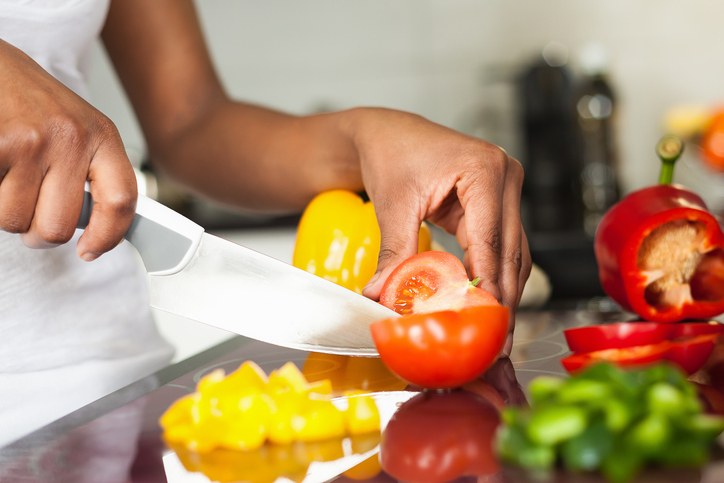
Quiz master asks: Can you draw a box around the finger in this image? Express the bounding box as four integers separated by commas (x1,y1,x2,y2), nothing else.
0,166,42,236
21,128,93,249
427,192,465,236
499,158,527,355
498,158,525,310
457,150,508,302
20,165,86,249
76,139,137,261
517,230,533,307
361,198,422,300
502,237,531,357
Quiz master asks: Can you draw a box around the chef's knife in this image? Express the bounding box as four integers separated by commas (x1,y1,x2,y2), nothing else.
77,189,397,356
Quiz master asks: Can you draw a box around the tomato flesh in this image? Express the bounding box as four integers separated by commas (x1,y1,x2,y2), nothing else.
371,305,509,389
380,251,498,315
390,274,438,315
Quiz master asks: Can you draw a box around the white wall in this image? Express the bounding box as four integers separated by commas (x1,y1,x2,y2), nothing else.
89,0,724,199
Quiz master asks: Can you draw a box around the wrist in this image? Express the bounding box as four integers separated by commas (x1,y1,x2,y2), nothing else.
301,108,367,194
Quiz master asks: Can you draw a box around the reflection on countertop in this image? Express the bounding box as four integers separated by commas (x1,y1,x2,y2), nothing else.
6,309,724,482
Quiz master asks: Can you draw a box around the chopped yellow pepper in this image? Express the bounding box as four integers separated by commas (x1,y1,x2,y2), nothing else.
293,190,432,294
160,360,381,453
344,390,382,435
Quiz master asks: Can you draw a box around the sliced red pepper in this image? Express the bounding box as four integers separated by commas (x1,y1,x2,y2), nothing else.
595,136,724,322
667,334,720,375
564,322,675,353
560,343,671,374
561,334,721,375
564,321,724,353
672,321,724,339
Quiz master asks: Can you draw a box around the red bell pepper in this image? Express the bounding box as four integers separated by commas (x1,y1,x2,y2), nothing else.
561,334,720,375
564,321,724,353
560,343,671,374
562,320,723,375
668,334,721,375
594,135,724,322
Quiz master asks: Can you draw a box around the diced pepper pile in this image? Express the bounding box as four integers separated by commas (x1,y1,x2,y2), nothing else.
160,361,380,453
497,362,724,483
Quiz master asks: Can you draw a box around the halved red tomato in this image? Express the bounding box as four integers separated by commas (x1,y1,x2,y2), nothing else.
564,321,724,353
370,305,509,389
560,343,671,374
379,251,498,315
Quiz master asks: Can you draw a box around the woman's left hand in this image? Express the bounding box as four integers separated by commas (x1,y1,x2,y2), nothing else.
349,108,530,354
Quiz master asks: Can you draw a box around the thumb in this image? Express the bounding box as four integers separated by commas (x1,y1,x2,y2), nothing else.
362,204,421,300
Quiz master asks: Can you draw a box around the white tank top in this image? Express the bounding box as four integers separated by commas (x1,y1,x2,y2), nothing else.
0,0,173,445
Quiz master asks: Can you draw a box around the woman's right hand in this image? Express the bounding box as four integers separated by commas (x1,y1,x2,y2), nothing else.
0,39,137,261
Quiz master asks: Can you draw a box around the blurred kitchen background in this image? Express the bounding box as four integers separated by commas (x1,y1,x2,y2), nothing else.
87,0,724,357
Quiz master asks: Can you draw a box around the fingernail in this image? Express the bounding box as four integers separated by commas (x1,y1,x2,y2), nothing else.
80,251,100,262
363,271,381,292
20,233,60,250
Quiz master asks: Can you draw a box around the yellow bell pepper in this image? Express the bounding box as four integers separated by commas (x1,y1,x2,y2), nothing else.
293,190,432,294
267,362,312,396
343,391,381,436
290,399,347,442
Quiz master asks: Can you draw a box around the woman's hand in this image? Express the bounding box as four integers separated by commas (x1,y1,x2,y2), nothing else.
0,39,137,261
351,108,530,353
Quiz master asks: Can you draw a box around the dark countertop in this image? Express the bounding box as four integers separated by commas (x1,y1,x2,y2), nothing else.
2,309,723,483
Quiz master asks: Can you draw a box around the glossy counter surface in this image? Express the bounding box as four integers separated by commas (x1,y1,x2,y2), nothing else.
3,309,724,483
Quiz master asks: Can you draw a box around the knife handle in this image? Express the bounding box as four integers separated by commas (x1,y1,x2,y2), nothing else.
77,186,204,276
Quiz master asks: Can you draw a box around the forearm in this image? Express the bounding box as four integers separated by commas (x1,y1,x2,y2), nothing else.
102,0,368,213
148,102,364,213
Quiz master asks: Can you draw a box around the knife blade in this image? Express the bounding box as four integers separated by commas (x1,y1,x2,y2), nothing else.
78,189,397,356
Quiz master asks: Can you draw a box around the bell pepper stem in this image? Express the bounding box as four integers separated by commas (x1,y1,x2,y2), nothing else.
656,135,684,185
